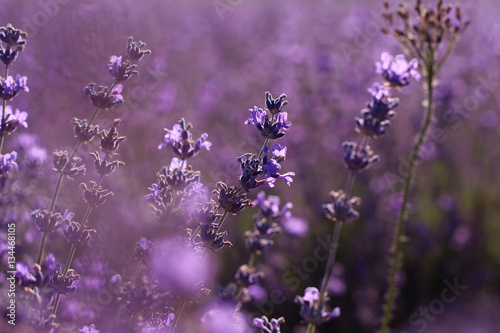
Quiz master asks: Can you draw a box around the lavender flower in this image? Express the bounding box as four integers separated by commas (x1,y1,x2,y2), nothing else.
376,52,420,87
252,191,293,222
79,324,100,333
84,83,124,109
73,118,101,143
262,144,295,187
51,268,80,295
0,75,29,100
366,83,399,119
245,106,291,139
81,181,114,207
135,237,154,261
125,36,152,62
158,118,211,159
0,151,18,175
108,55,138,82
342,141,380,172
294,287,341,326
63,221,96,245
215,181,253,214
90,151,124,176
234,264,265,287
0,105,28,136
322,190,361,223
265,91,288,114
197,223,233,252
0,24,27,65
253,315,285,333
99,119,126,154
52,150,86,178
32,209,68,233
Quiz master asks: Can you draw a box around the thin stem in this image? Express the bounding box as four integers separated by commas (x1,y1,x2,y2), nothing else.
169,300,186,333
0,64,10,154
306,221,344,333
380,60,435,333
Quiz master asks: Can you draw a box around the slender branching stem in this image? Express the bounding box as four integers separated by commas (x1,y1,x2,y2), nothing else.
380,56,435,333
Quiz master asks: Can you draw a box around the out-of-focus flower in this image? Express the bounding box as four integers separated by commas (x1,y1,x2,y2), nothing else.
253,315,285,333
295,287,341,326
234,264,265,287
342,141,380,172
252,191,292,222
32,209,69,233
366,83,399,119
322,190,361,223
158,118,211,159
0,75,29,100
63,221,96,245
0,151,18,175
200,304,251,333
84,83,124,109
135,237,154,261
79,324,100,333
0,105,28,136
376,52,420,87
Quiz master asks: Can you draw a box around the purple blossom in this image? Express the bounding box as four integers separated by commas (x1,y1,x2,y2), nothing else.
322,190,361,223
158,118,211,159
376,52,421,87
252,191,293,222
84,83,124,109
108,55,137,82
0,75,29,100
0,151,18,175
245,106,291,139
294,287,341,326
0,105,28,136
366,82,399,119
342,141,380,172
262,144,295,187
79,324,100,333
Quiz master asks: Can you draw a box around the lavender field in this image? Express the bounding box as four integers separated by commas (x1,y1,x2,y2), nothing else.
1,0,499,332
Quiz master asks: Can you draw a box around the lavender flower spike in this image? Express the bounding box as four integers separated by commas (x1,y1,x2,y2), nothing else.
158,118,211,159
1,105,28,137
376,52,421,87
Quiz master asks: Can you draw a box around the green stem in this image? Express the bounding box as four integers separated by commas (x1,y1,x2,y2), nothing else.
380,61,435,333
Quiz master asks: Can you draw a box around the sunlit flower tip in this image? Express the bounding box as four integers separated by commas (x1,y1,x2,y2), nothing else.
100,119,126,154
0,24,27,48
0,75,29,100
342,141,380,172
52,150,86,178
81,181,114,208
90,151,124,176
51,268,80,295
63,221,96,245
79,324,100,333
376,52,420,87
322,190,361,223
125,36,151,62
253,315,286,333
0,151,18,175
84,83,124,109
265,91,288,114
